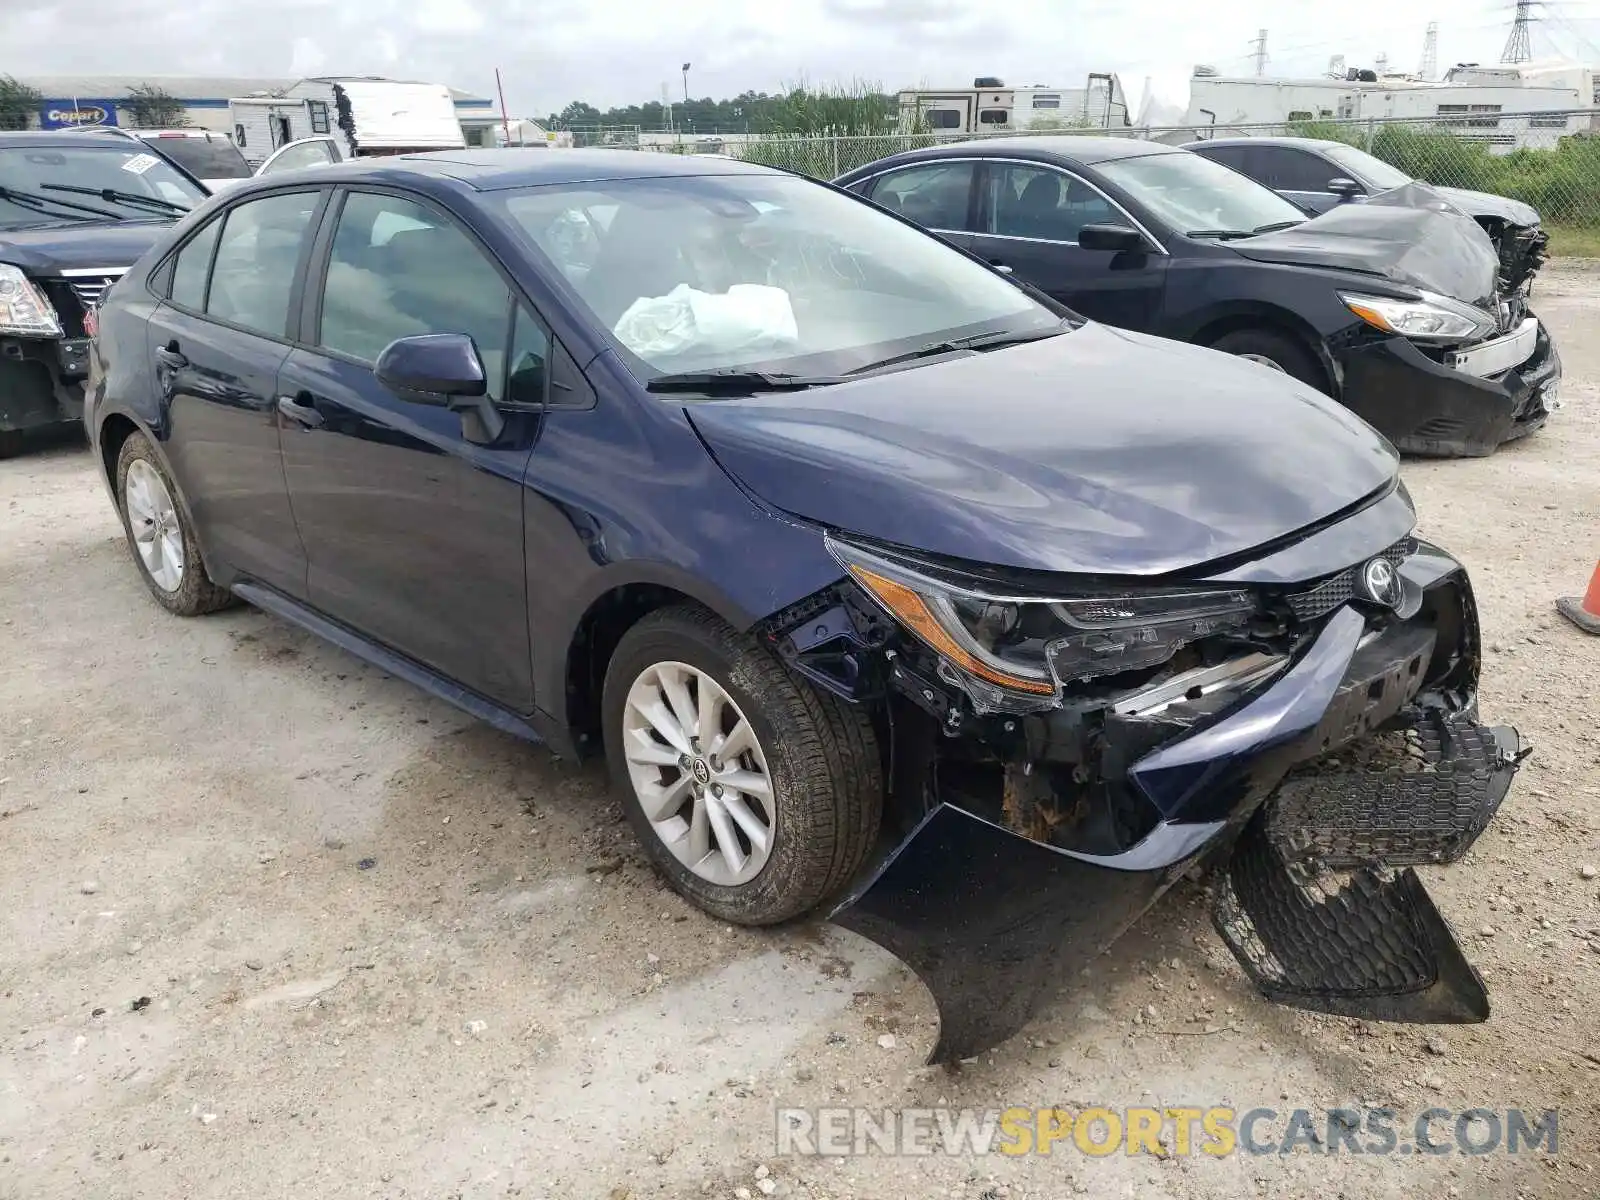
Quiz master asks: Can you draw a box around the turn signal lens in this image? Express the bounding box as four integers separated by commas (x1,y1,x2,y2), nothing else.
846,564,1058,696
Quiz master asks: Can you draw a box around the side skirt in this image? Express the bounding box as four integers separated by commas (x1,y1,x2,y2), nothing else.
230,579,547,747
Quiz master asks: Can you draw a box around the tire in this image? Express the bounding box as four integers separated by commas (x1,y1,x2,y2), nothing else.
1208,328,1328,394
115,432,234,616
602,604,882,925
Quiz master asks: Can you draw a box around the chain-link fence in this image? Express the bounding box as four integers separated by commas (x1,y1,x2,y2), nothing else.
636,109,1600,232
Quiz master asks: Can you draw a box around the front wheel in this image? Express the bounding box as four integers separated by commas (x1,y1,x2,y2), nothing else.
602,605,883,925
1208,328,1328,394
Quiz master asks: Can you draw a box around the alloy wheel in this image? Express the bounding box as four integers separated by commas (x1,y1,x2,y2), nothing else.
123,459,185,593
621,660,775,887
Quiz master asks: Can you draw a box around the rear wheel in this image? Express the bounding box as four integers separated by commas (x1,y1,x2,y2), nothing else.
1208,328,1328,394
115,432,234,616
602,605,882,925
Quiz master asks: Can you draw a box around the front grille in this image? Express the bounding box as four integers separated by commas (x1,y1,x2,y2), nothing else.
37,271,124,339
57,274,121,311
1285,537,1417,624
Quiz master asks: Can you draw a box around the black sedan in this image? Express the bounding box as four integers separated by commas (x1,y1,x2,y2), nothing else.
1185,136,1549,292
835,137,1560,457
84,148,1520,1059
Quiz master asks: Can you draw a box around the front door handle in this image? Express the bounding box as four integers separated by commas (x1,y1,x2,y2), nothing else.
276,394,324,429
155,341,188,369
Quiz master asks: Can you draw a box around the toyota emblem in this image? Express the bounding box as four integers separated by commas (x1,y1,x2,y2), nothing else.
1361,557,1403,610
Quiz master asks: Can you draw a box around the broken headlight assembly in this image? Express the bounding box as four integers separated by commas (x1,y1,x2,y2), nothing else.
826,535,1262,702
0,263,62,337
1339,290,1496,344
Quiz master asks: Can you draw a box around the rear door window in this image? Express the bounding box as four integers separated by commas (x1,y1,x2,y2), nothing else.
204,191,321,337
169,217,223,310
866,161,977,231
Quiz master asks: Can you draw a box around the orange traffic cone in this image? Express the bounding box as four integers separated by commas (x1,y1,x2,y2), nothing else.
1556,561,1600,635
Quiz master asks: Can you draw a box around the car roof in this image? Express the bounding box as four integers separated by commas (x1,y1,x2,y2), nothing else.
889,136,1187,166
1187,136,1346,152
0,129,142,150
283,148,788,192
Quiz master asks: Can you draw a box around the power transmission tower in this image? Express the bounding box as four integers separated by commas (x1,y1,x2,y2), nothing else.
1502,0,1536,63
1419,21,1439,79
1250,29,1269,76
1375,51,1390,75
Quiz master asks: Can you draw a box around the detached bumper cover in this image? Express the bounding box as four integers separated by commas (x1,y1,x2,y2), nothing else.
831,577,1522,1062
1335,324,1560,458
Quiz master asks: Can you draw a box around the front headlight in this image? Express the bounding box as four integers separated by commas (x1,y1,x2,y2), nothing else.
827,536,1259,699
0,263,62,337
1339,290,1495,343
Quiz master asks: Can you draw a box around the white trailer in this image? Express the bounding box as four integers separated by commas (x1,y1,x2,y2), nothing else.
228,78,466,166
898,74,1131,135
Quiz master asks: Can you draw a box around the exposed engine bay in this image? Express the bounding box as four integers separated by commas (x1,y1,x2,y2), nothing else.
759,533,1526,1061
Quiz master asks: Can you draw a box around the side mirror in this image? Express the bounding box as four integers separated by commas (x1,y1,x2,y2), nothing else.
1077,223,1148,253
1327,177,1364,201
375,333,504,444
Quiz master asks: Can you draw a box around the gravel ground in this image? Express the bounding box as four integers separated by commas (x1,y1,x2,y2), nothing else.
3,268,1598,1200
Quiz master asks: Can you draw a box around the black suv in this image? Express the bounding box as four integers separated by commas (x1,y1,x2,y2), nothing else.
0,130,207,455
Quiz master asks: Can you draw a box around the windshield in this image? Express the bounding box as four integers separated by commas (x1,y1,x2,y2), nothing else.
1098,151,1307,238
143,135,251,180
1320,142,1413,191
496,173,1057,382
0,145,206,228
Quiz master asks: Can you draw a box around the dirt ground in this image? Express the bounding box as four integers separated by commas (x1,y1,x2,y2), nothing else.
3,270,1599,1200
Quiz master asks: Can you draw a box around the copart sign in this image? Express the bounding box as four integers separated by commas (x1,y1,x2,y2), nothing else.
38,101,120,129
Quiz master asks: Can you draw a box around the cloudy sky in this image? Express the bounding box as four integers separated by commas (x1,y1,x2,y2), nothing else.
8,0,1600,117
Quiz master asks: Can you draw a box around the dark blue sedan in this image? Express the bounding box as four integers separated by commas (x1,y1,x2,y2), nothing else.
85,149,1523,1060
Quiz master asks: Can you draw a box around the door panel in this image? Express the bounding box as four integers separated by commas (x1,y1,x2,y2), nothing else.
147,191,323,596
148,305,301,593
278,188,539,710
970,161,1166,331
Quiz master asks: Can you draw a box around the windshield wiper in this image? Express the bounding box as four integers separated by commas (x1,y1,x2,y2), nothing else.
1252,219,1304,234
1186,228,1255,241
40,183,191,215
645,369,846,395
846,320,1072,375
0,185,123,221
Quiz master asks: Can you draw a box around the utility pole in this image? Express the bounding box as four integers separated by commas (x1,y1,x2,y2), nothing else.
1502,0,1536,63
1419,21,1439,80
1250,28,1269,77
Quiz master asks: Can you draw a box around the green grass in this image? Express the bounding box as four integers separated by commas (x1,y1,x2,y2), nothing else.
1546,224,1600,259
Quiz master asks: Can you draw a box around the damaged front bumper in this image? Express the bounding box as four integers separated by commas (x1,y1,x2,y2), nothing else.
816,545,1524,1062
1335,320,1560,458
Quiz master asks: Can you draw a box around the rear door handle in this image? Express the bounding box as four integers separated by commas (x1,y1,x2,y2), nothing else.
276,394,325,429
155,341,188,369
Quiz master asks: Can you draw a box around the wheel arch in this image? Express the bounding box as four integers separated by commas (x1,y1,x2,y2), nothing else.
96,409,224,584
555,565,763,761
1188,303,1340,397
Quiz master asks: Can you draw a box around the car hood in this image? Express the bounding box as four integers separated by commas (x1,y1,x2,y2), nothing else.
1428,185,1541,228
1230,184,1500,310
685,323,1400,577
0,220,173,275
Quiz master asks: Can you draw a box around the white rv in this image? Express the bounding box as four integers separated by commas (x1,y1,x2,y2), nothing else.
229,77,466,167
898,75,1132,135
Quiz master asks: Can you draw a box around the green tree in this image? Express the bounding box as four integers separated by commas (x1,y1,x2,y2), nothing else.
122,83,189,129
0,75,41,132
